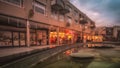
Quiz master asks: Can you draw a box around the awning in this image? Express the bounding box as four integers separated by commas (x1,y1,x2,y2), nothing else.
0,15,26,28
30,21,49,30
0,15,49,30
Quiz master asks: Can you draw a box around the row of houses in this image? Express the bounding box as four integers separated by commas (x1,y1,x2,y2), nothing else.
0,0,95,47
94,26,120,42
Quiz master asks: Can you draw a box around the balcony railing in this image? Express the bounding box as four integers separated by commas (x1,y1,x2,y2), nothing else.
51,0,64,11
90,22,96,29
59,5,70,14
79,19,88,25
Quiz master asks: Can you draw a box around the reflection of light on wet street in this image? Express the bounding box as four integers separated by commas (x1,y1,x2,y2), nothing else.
33,44,120,68
87,43,115,48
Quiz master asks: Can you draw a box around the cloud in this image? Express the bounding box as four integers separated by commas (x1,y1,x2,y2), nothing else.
70,0,120,27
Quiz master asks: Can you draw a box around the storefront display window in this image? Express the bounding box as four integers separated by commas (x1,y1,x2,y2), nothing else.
50,32,57,44
50,29,75,45
20,33,25,46
13,32,19,46
42,31,47,45
0,31,12,46
37,30,47,45
37,31,42,45
30,33,36,46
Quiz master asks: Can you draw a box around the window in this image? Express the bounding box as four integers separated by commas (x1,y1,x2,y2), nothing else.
20,33,25,46
75,20,78,24
33,1,46,15
0,31,12,46
30,33,36,45
1,0,23,7
37,30,47,45
51,11,58,20
67,6,72,13
13,32,19,46
67,16,72,23
59,15,64,22
51,0,56,5
74,10,79,18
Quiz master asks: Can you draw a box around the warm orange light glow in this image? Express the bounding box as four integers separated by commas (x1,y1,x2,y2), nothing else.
68,35,72,39
95,36,98,39
64,50,72,55
49,45,56,48
91,35,103,42
84,35,87,39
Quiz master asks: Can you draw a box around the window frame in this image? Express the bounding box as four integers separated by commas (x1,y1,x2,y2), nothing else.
59,14,65,22
0,0,23,8
67,16,72,23
33,0,46,15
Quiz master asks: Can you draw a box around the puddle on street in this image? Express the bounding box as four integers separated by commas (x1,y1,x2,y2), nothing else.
33,44,120,68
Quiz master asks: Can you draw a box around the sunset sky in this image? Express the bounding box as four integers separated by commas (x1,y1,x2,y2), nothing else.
70,0,120,27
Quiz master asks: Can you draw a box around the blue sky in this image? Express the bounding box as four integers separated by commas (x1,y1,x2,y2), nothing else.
70,0,120,27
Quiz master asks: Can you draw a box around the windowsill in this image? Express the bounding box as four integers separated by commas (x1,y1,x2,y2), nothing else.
35,11,47,17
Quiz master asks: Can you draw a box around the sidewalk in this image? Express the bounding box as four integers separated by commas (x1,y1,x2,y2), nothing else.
0,45,59,64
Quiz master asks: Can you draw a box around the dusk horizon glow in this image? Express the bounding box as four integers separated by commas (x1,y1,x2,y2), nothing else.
70,0,120,27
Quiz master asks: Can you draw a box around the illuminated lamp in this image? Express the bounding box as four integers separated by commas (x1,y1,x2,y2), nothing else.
84,36,87,39
68,35,72,39
50,32,53,34
59,32,62,35
95,36,98,39
54,32,57,35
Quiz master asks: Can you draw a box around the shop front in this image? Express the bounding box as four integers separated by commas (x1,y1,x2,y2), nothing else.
0,15,49,47
49,28,78,45
29,21,49,46
0,15,26,47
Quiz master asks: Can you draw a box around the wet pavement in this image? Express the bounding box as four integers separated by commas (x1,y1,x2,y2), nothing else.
33,44,120,68
0,44,80,68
